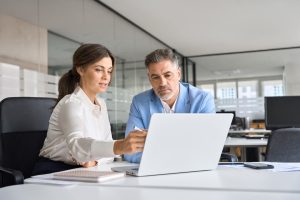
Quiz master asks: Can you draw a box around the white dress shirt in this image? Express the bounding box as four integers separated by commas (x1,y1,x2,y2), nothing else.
39,87,115,165
160,98,178,113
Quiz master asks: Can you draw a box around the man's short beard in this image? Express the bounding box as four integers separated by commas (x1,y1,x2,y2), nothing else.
158,92,174,101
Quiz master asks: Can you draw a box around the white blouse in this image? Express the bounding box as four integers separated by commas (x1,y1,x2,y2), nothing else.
39,87,115,165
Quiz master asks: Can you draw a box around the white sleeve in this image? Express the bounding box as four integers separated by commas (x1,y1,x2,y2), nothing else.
59,100,115,163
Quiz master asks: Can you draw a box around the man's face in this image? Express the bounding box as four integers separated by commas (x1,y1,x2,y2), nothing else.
147,59,181,101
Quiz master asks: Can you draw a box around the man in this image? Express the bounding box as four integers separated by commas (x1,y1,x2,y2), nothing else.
124,48,215,163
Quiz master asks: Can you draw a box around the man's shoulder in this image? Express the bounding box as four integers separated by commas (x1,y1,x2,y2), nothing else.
181,82,208,96
180,82,215,113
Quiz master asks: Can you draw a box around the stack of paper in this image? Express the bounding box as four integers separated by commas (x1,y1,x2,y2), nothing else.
53,170,126,182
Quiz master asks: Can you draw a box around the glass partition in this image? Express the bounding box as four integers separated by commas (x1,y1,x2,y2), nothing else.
3,0,298,136
0,0,167,139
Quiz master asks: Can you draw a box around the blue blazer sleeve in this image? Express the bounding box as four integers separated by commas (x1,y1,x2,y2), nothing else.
123,96,146,163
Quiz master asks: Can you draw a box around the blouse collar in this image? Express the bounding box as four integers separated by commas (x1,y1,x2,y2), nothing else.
74,87,101,111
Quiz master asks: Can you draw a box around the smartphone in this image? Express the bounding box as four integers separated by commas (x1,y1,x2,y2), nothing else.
244,162,274,169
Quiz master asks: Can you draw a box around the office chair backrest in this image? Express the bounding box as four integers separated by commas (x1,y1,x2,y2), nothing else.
0,97,56,179
265,128,300,162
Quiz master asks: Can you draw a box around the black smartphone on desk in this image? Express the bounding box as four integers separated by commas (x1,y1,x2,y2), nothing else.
244,162,274,169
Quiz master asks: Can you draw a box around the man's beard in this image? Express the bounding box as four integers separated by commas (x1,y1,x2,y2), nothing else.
158,92,174,101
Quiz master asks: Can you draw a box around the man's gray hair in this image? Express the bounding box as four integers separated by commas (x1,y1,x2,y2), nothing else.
145,48,179,68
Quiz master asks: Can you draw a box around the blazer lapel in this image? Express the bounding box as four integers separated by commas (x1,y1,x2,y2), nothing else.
175,83,191,113
149,90,164,115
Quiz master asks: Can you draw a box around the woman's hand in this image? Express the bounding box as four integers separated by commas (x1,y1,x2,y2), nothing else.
71,155,98,168
114,130,147,155
79,161,98,168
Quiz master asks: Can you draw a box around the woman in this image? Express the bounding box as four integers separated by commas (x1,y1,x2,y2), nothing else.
33,44,146,175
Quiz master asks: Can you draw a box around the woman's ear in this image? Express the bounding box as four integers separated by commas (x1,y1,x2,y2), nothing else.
76,66,83,76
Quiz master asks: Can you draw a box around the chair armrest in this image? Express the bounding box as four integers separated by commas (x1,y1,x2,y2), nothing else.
220,153,238,162
0,166,24,186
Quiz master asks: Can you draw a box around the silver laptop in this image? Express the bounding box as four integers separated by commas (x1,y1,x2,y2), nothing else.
112,113,233,176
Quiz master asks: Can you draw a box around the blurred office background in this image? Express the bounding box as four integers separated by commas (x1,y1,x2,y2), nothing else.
1,0,300,139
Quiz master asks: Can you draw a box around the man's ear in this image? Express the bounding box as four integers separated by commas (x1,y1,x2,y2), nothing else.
147,72,151,82
177,67,182,81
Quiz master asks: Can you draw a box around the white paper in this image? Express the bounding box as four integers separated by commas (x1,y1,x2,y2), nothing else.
25,174,78,186
219,162,300,172
264,162,300,172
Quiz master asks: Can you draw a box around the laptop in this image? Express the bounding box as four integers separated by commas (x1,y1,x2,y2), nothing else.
112,113,233,176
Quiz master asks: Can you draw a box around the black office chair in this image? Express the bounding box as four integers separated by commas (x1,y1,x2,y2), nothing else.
265,128,300,162
0,97,56,187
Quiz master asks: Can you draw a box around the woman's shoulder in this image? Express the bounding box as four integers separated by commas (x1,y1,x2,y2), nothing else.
59,93,82,105
55,92,84,113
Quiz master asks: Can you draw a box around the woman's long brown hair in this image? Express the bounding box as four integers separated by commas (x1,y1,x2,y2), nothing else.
56,43,115,105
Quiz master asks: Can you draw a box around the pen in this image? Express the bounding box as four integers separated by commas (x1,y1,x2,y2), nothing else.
134,126,143,131
134,126,147,133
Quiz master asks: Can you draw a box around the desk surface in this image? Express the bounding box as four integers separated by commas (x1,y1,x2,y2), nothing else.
98,163,300,193
1,162,300,199
22,162,300,193
1,184,300,200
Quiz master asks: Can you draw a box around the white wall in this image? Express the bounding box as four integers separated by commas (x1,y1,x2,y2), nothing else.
284,63,300,95
0,14,48,73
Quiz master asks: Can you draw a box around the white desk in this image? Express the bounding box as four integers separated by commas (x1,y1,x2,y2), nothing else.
1,162,300,200
225,137,268,147
225,137,268,161
228,129,271,135
97,163,300,193
1,184,300,200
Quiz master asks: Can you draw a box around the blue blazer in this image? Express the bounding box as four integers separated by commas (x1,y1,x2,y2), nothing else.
124,82,215,163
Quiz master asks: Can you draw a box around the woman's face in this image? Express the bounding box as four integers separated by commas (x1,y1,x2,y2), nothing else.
77,56,113,98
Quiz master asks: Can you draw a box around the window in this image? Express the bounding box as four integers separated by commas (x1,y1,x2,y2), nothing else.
217,82,237,99
238,80,258,98
262,80,284,96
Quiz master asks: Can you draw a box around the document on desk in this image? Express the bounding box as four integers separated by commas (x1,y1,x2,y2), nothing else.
218,162,244,169
53,170,125,182
264,162,300,172
26,173,77,186
26,169,125,185
219,162,300,172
